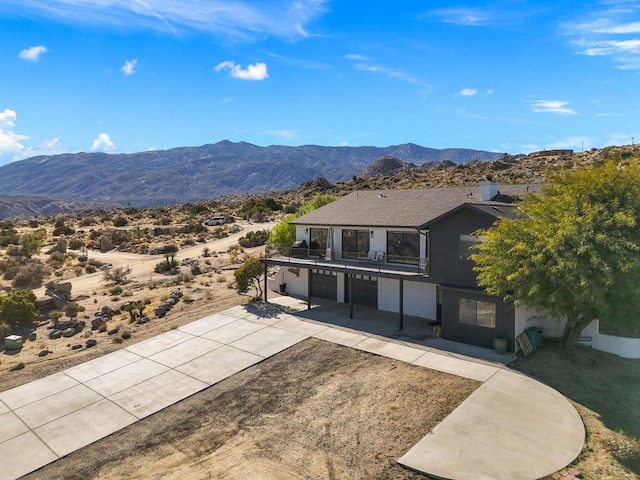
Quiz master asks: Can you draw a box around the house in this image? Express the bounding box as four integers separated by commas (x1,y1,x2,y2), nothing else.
262,179,541,352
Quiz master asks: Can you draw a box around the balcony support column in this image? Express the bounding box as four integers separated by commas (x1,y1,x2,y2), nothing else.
349,274,354,319
307,268,312,310
263,263,268,303
399,277,404,330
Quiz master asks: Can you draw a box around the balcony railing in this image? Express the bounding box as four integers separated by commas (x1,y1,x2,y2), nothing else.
264,244,428,275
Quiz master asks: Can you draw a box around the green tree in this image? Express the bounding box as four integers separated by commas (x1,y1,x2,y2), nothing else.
472,161,640,348
234,256,264,298
0,289,37,327
19,234,41,258
268,194,336,250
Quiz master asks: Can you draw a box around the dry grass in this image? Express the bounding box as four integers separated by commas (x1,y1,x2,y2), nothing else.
513,342,640,479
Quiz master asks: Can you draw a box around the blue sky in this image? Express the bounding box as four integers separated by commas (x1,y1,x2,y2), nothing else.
1,0,639,165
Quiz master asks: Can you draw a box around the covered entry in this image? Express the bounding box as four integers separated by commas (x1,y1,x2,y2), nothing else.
345,274,378,308
310,269,338,300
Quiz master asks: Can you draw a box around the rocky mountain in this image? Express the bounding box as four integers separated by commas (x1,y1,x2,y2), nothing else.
0,195,111,219
360,156,416,178
0,141,503,209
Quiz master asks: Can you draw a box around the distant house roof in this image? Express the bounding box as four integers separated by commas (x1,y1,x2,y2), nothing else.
292,184,540,229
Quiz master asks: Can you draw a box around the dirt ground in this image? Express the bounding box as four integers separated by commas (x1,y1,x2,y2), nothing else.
0,223,268,390
21,338,479,480
1,223,480,480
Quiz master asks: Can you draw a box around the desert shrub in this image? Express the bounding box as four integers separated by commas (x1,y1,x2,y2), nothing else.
68,238,84,250
181,238,196,246
0,258,17,274
53,224,75,236
9,362,25,371
12,262,49,288
2,264,19,281
85,265,97,274
0,226,19,247
109,285,123,295
48,251,67,269
112,336,123,344
238,229,270,248
239,197,282,218
19,234,41,258
104,229,132,245
5,245,20,257
79,217,96,227
180,222,207,234
0,289,37,327
113,216,128,227
202,247,211,257
154,259,178,273
28,219,40,228
63,302,84,318
121,329,131,339
103,266,131,284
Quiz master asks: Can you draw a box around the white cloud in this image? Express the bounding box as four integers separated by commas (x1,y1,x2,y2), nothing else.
121,58,138,75
215,61,269,81
459,88,478,96
0,109,29,161
354,62,425,86
486,89,494,95
530,100,577,115
18,45,48,61
430,8,494,26
564,8,640,70
91,133,117,152
3,0,327,41
344,54,366,60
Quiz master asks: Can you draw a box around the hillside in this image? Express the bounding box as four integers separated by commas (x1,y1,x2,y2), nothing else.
0,141,503,210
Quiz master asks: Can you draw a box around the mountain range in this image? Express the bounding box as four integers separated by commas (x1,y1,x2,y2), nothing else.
0,141,503,211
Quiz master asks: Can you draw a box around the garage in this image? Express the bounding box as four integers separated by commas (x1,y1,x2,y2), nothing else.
310,269,338,300
345,274,378,308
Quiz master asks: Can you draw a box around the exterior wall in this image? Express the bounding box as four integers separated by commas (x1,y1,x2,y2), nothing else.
428,208,495,287
583,320,640,359
274,266,308,297
440,287,516,351
378,279,437,319
514,306,566,340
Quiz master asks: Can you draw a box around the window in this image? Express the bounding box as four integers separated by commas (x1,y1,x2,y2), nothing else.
387,231,420,264
459,234,484,260
459,298,496,328
342,229,370,259
309,228,328,257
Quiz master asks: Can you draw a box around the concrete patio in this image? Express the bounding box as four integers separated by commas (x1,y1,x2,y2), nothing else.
0,296,584,480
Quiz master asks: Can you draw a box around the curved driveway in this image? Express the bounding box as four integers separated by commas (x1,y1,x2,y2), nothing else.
0,295,584,480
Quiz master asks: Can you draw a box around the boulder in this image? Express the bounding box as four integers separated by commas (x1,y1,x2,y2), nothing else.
154,306,166,318
38,349,50,357
107,327,120,336
91,317,106,330
74,320,86,334
85,339,97,348
28,332,37,342
71,344,83,350
49,330,63,340
51,293,67,309
35,297,54,309
62,328,76,338
51,281,72,293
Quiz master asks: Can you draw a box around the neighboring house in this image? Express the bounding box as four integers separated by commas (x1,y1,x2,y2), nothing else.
262,179,540,352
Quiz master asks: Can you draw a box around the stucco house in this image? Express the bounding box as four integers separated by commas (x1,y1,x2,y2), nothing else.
262,179,547,353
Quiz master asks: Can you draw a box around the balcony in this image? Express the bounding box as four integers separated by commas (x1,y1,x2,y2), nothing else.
263,244,428,277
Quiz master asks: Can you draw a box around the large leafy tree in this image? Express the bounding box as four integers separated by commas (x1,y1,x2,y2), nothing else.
268,194,336,250
0,289,37,327
472,161,640,348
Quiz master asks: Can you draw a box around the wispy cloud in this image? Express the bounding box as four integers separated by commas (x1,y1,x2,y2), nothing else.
563,4,640,70
215,61,269,81
18,45,48,61
265,51,330,70
459,88,478,96
267,129,299,141
428,7,495,26
91,133,117,152
121,58,138,75
530,100,577,115
3,0,328,41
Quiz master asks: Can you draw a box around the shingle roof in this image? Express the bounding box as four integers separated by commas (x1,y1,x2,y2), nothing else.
291,184,540,229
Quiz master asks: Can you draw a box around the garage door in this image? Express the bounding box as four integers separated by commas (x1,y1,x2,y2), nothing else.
345,275,378,308
310,270,337,300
